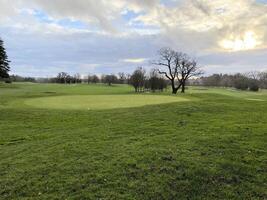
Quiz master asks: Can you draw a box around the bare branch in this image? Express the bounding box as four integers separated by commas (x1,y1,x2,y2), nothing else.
158,70,171,80
151,62,170,67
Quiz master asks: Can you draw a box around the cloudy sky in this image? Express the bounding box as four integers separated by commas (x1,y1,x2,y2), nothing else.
0,0,267,77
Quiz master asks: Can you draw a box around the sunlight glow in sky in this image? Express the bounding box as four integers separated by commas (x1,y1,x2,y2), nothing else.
220,31,261,51
0,0,266,77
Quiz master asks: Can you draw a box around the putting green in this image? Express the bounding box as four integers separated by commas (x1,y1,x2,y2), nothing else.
25,95,188,110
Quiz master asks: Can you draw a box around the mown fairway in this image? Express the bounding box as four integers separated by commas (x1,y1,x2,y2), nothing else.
0,83,266,199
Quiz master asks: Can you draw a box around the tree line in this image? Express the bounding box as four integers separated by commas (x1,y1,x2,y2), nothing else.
9,70,267,93
36,73,126,85
12,70,168,92
191,72,267,91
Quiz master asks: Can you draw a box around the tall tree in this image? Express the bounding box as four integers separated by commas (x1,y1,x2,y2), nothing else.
0,38,10,78
177,54,203,93
153,48,203,94
152,48,180,94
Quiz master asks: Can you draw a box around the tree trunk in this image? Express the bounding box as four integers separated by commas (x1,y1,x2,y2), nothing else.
181,82,185,93
172,87,178,94
171,80,177,94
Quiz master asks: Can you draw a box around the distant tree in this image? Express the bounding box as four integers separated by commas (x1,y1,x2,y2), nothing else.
100,74,105,83
202,74,223,87
9,75,36,83
191,71,267,91
259,71,267,89
66,74,72,84
56,72,69,84
55,73,82,84
0,38,10,79
73,73,82,84
221,74,234,87
147,69,167,92
249,81,260,91
126,73,131,84
247,71,260,91
91,75,99,84
86,74,92,84
102,74,118,86
36,77,55,83
130,67,146,92
10,75,24,82
118,72,126,84
24,77,36,82
87,74,98,84
232,73,249,90
153,48,203,94
87,75,100,84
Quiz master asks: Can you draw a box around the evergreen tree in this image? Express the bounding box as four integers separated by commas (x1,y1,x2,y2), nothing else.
0,38,10,78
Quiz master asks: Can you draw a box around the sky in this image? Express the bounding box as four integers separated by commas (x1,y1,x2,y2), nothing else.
0,0,267,77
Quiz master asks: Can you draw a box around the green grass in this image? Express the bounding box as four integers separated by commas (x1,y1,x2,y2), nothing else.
24,95,188,110
0,83,266,199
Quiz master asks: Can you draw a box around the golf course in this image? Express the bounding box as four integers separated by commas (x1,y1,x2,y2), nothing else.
0,83,266,199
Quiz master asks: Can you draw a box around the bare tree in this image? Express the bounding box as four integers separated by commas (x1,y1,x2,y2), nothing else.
152,48,180,94
177,54,203,93
153,48,203,94
246,71,260,80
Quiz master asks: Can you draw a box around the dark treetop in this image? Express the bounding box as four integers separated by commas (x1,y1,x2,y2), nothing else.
0,38,10,78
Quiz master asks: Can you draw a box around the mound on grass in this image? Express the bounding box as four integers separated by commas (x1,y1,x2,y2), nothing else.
25,95,189,110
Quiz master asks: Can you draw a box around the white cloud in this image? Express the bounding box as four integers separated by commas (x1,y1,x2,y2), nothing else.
121,58,147,63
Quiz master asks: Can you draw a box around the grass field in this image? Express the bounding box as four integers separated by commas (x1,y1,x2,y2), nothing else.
0,83,266,199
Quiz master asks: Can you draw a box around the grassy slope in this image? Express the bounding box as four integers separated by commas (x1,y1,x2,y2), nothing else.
0,83,266,199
